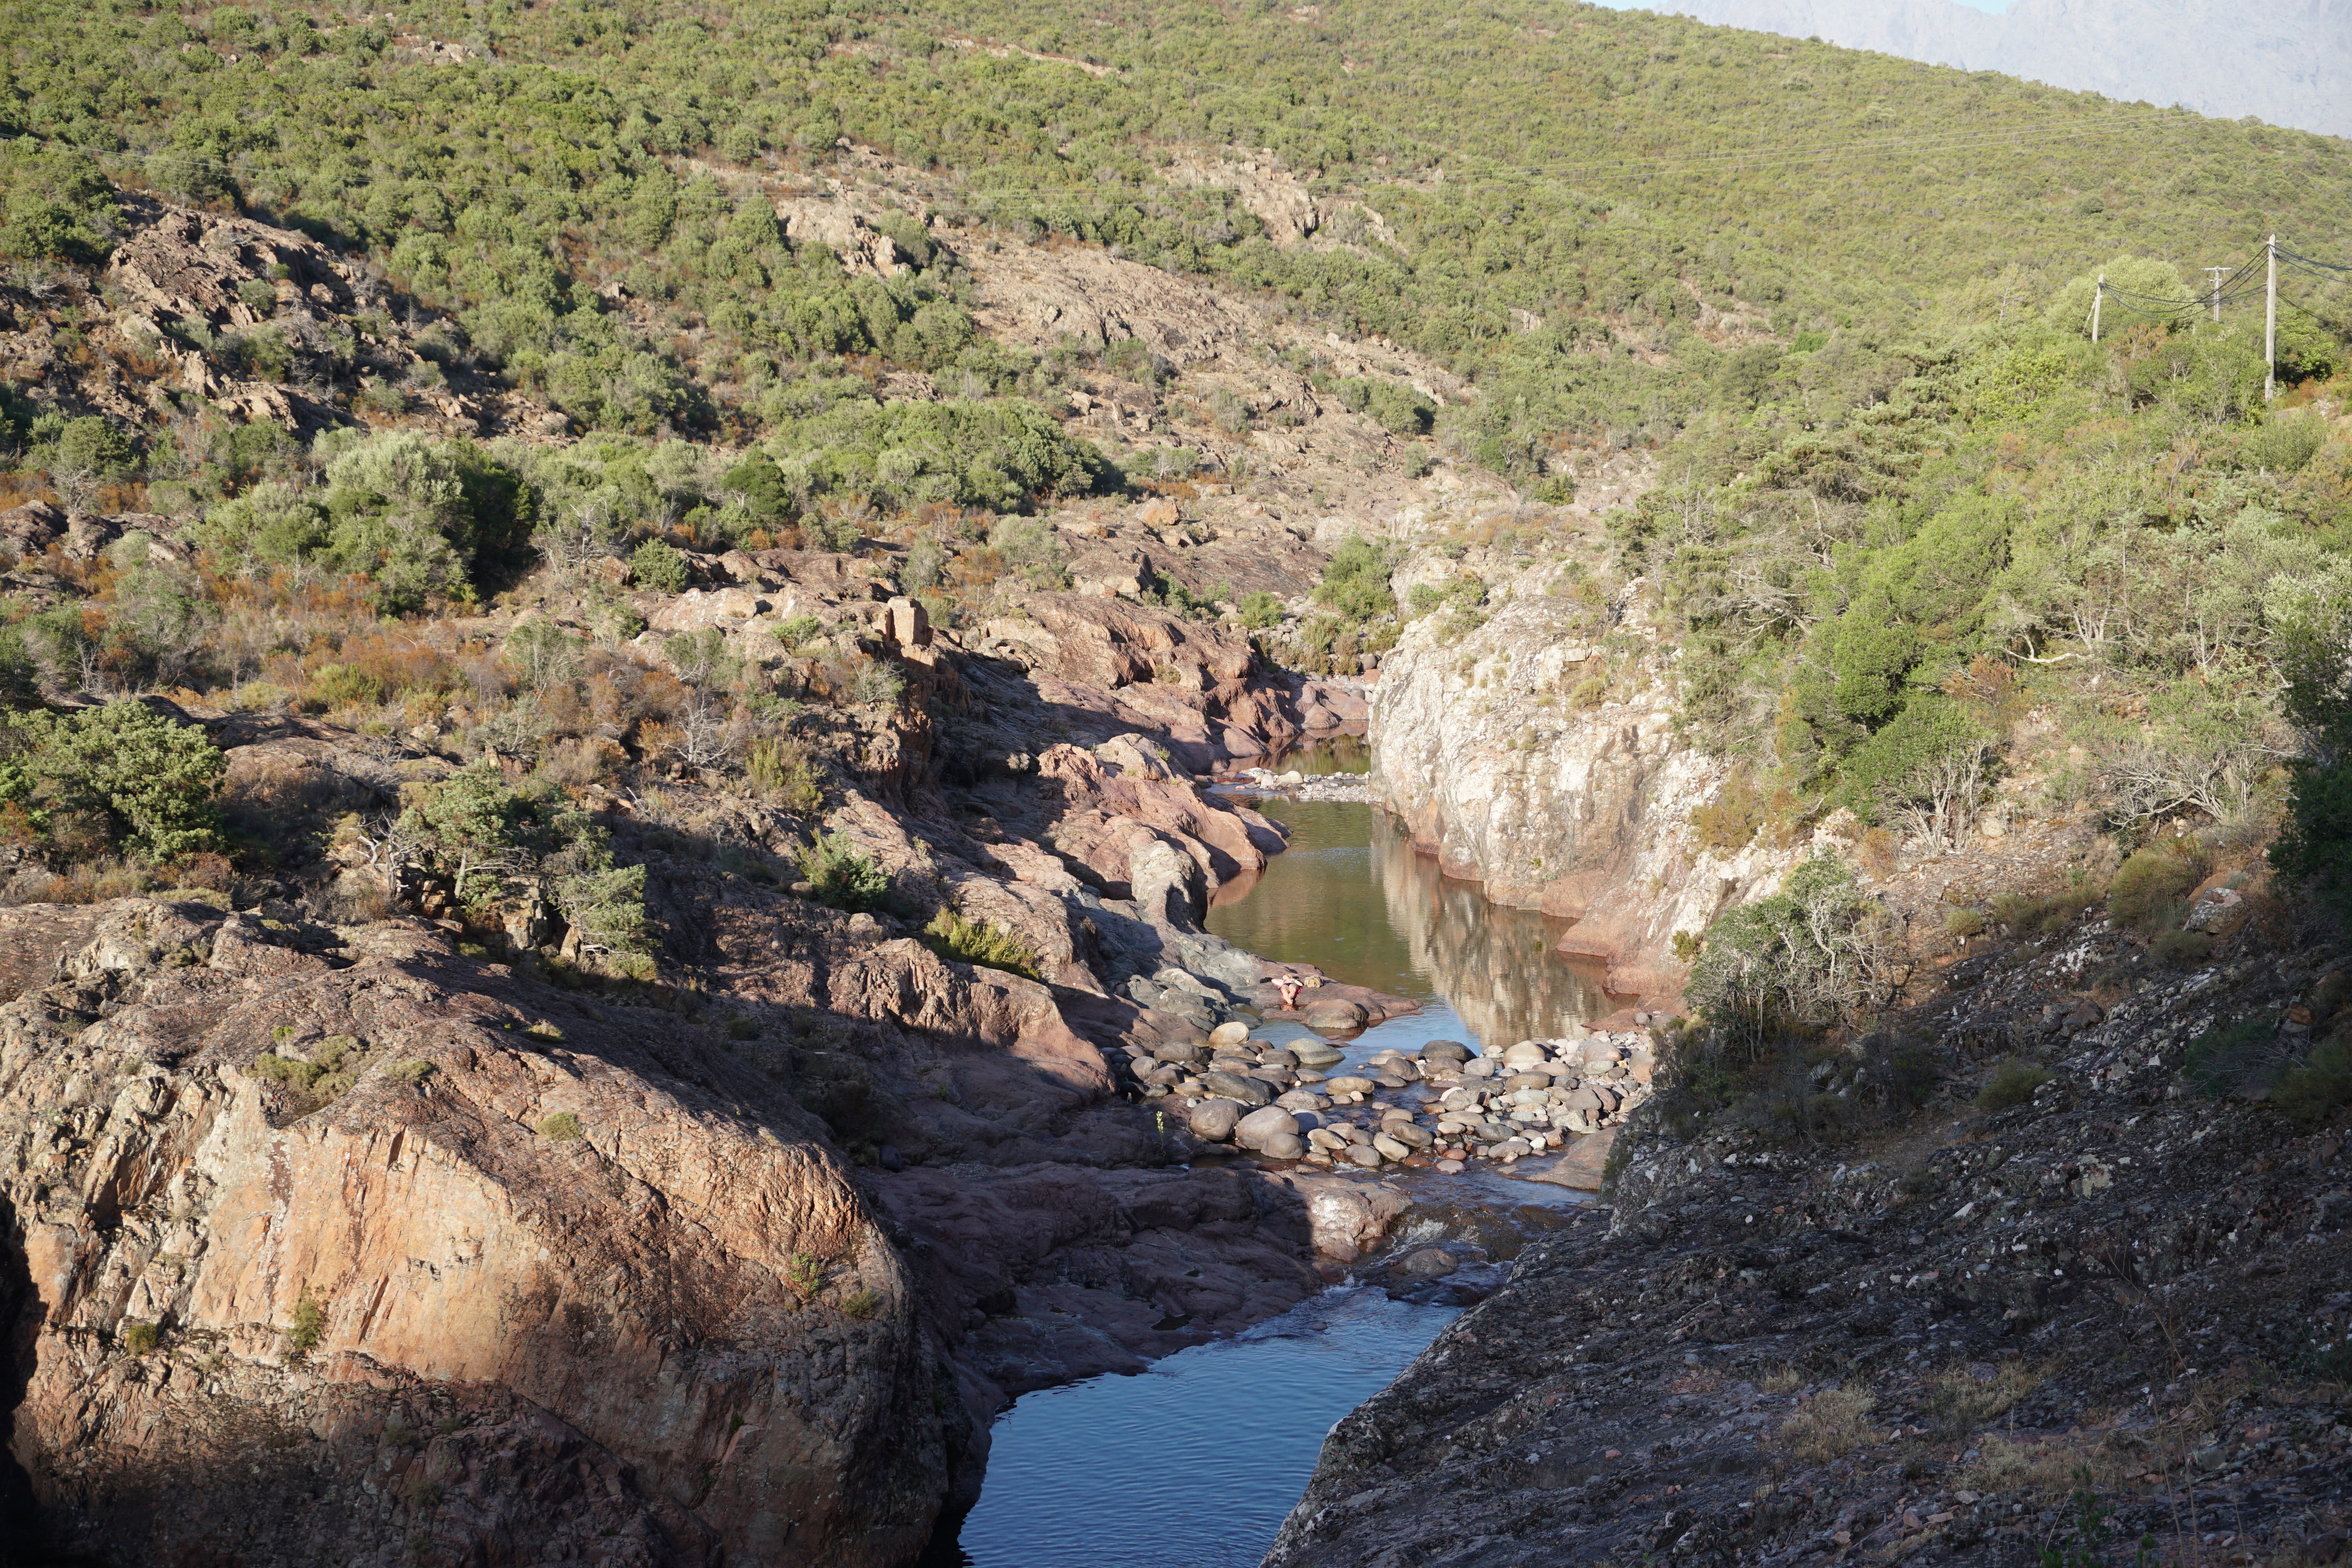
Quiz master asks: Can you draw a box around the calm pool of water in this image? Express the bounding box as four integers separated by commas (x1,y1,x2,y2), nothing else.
929,767,1612,1567
1208,797,1615,1052
936,1288,1458,1568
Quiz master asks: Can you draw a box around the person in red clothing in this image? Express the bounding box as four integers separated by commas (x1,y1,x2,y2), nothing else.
1274,974,1304,1010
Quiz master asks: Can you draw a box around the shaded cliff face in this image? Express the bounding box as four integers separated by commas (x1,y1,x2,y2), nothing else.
1,899,942,1568
1371,561,1798,999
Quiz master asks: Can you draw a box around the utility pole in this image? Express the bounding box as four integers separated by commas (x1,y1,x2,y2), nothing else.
2204,265,2228,323
2092,275,2103,342
2265,234,2278,401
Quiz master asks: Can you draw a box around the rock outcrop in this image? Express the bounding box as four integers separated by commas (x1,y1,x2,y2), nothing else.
1372,560,1790,997
1264,912,2352,1568
1,899,944,1568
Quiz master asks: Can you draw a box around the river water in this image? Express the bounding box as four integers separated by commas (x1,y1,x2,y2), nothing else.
935,759,1618,1568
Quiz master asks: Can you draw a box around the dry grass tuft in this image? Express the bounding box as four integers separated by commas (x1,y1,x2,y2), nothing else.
1773,1385,1877,1463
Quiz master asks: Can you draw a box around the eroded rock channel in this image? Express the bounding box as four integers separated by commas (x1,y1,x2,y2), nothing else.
931,775,1642,1567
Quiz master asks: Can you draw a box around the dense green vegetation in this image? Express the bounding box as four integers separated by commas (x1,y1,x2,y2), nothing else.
0,0,2348,986
5,0,2347,496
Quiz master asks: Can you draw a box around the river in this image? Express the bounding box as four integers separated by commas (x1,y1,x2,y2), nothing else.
931,757,1618,1568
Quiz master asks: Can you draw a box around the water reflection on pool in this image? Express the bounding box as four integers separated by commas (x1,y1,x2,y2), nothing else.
1208,797,1615,1051
935,1288,1459,1568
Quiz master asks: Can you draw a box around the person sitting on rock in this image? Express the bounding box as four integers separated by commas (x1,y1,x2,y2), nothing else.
1274,974,1304,1009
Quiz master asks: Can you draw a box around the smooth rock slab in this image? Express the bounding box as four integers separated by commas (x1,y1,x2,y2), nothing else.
1323,1075,1376,1097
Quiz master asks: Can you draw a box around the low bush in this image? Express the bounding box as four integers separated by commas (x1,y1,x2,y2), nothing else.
630,537,689,592
799,831,888,911
1945,907,1987,938
772,613,824,648
840,1288,882,1320
2274,1036,2352,1124
2183,1018,2280,1098
2148,928,2214,967
1989,882,2102,936
2106,839,2207,933
119,1320,160,1355
1238,590,1284,630
924,907,1043,980
288,1289,326,1354
748,736,824,812
1976,1058,2050,1110
536,1111,584,1141
1690,770,1765,852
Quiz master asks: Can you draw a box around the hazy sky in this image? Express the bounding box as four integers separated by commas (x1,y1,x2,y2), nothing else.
1590,0,2017,10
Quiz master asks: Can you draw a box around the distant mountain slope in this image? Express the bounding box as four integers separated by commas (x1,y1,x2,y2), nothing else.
1642,0,2352,138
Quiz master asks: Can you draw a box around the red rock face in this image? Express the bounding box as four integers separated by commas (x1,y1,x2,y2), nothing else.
1,900,947,1568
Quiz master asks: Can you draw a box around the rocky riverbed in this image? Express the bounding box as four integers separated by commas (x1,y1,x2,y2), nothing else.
1133,1026,1654,1179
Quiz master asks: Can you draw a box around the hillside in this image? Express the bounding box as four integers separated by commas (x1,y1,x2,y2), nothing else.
1620,0,2352,141
2,0,2352,1563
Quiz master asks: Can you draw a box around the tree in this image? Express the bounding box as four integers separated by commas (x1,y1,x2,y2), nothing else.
1838,695,1995,850
396,763,533,907
1,701,227,862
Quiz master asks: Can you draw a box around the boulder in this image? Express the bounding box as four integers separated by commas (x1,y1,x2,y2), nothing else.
1371,1133,1412,1162
1323,1075,1376,1097
1235,1105,1301,1151
1291,1042,1347,1069
1260,1132,1307,1161
1398,1248,1458,1279
1201,1071,1274,1107
1208,1020,1251,1047
1345,1144,1384,1169
1302,997,1368,1031
1188,1098,1247,1141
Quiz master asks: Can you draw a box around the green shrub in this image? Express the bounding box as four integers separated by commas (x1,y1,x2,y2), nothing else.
1686,854,1897,1061
1313,536,1398,621
924,907,1043,980
536,1111,584,1141
1989,884,2102,936
2183,1018,2278,1098
120,1320,160,1355
2148,928,2214,967
2106,840,2207,934
840,1288,883,1320
987,517,1070,588
748,736,824,812
848,661,906,706
1238,591,1285,630
1975,1058,2050,1111
772,614,824,648
2274,1036,2352,1124
0,701,227,863
288,1289,327,1353
1945,907,1987,939
799,831,888,912
631,538,690,592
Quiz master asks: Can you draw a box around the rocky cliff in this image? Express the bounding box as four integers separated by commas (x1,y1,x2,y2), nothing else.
1371,556,1797,1001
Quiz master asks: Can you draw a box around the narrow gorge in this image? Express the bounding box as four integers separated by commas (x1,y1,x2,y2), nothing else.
1,2,2350,1562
